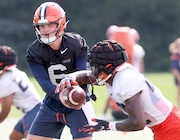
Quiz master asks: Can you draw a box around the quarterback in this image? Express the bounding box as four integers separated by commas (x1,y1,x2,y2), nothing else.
26,2,95,140
59,40,180,140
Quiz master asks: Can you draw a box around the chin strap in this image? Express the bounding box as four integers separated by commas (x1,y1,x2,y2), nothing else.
88,76,97,102
90,84,97,101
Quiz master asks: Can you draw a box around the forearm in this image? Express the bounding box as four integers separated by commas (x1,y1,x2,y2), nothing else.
0,112,8,123
67,70,96,85
28,62,59,100
83,117,145,133
38,79,59,100
0,97,11,123
114,118,145,131
113,92,146,131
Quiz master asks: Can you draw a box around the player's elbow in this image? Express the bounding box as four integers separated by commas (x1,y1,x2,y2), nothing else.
137,123,146,130
131,119,146,130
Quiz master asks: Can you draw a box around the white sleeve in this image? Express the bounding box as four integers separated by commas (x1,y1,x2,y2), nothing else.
113,69,145,102
0,72,18,97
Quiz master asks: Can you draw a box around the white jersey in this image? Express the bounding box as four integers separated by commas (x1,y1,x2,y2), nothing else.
105,63,173,127
133,44,145,72
0,68,41,113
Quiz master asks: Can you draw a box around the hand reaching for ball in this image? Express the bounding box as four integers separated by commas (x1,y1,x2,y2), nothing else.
59,85,86,110
55,76,79,94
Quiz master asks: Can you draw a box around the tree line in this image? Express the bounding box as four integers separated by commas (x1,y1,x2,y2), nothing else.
0,0,180,73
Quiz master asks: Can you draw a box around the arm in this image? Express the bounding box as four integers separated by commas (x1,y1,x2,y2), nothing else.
83,91,146,132
115,91,146,131
73,70,96,85
0,94,13,123
55,70,97,101
28,62,59,100
58,70,96,90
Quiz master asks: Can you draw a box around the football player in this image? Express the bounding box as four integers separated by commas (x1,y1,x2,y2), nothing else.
26,2,95,140
58,40,180,140
130,28,145,74
0,46,42,140
169,38,180,107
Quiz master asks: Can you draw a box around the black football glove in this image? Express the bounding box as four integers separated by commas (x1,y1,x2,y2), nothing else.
83,118,110,133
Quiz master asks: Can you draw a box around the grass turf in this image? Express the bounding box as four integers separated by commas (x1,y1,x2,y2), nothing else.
0,72,177,140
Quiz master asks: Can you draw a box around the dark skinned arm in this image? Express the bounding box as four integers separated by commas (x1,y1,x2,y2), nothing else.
56,70,96,93
82,91,146,133
116,91,146,131
67,70,96,85
0,94,13,123
66,71,146,131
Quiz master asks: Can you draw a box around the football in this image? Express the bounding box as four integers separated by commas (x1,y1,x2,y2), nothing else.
59,85,86,109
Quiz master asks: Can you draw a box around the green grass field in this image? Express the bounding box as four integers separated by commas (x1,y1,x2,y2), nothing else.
0,72,178,140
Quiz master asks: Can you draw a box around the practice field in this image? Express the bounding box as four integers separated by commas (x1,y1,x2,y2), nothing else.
0,119,153,140
0,72,177,140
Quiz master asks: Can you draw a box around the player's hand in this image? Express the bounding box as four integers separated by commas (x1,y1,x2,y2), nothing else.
55,77,79,94
83,118,110,133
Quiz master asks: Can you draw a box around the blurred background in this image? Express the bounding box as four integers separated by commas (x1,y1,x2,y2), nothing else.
0,0,180,73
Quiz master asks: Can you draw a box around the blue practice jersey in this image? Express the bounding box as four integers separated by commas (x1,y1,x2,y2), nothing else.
26,32,90,113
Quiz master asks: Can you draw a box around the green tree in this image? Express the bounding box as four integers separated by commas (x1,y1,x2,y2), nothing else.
0,0,180,72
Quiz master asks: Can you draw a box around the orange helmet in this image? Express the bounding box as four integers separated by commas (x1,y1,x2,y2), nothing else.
33,2,67,44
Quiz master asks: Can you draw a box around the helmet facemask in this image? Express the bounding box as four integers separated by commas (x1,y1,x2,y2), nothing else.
90,64,113,85
34,20,64,44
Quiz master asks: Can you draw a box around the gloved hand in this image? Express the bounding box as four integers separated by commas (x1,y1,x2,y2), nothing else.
55,76,79,94
83,118,110,133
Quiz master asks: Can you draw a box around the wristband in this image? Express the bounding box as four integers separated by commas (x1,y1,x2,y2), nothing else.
109,122,117,131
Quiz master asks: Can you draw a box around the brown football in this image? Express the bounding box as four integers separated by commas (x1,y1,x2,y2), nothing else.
60,86,86,109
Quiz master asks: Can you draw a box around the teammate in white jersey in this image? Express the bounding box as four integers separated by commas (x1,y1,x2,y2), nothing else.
130,28,145,74
0,46,42,140
58,40,180,140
